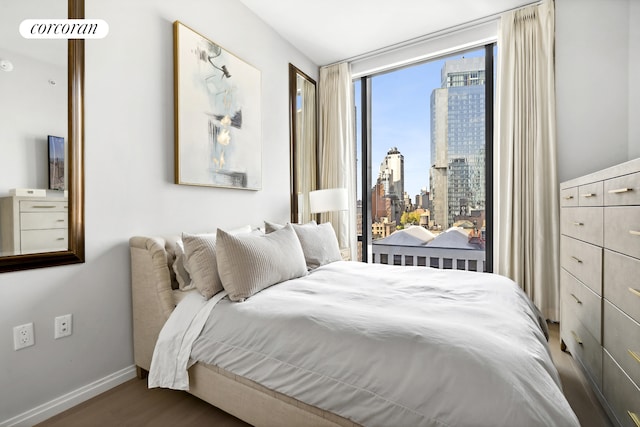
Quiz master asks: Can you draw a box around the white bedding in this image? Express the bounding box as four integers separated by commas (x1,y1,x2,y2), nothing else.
151,261,579,427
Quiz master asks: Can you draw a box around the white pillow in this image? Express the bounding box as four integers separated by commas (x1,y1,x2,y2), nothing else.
216,224,308,301
292,222,342,270
172,240,194,291
263,220,285,233
264,220,316,234
182,225,252,299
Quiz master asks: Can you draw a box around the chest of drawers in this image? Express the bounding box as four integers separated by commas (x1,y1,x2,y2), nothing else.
560,158,640,427
0,196,68,255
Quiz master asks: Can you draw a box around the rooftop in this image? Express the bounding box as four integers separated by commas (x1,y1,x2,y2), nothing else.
373,226,484,250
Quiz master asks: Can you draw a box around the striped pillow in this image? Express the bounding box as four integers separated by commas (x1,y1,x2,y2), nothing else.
182,225,252,299
216,224,308,301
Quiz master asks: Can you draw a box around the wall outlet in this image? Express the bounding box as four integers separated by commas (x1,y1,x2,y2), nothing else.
13,323,35,350
54,314,72,339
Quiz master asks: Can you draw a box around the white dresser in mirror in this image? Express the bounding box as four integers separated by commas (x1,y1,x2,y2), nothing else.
0,195,68,255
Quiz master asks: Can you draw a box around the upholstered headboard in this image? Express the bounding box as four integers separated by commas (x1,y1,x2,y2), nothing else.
129,236,181,372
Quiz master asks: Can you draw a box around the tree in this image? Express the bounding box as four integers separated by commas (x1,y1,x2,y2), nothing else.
400,211,421,227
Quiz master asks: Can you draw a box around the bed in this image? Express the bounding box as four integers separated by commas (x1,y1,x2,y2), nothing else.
130,224,580,427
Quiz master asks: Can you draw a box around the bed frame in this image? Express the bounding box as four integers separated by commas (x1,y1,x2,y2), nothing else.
130,236,358,427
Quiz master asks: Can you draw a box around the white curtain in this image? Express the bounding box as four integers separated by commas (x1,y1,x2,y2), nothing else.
496,0,559,320
318,62,357,259
296,76,317,223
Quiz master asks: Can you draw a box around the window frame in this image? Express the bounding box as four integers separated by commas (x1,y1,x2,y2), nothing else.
356,43,495,272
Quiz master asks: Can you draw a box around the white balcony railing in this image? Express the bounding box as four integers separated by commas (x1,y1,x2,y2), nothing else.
371,244,486,272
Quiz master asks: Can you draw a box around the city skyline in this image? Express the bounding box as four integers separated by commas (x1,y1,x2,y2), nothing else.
356,48,486,201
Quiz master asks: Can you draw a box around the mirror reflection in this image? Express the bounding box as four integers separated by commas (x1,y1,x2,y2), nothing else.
289,64,317,223
0,1,68,256
0,0,84,271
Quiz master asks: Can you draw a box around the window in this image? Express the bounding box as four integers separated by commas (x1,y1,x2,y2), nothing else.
355,45,495,272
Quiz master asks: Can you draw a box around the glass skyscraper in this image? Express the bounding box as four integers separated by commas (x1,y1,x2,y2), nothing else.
429,57,486,228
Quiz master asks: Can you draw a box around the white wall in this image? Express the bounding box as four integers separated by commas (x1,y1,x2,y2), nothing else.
629,0,640,159
0,48,67,192
556,0,636,182
0,0,317,424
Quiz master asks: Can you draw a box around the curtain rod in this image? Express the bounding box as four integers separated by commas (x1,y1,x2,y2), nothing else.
329,0,543,67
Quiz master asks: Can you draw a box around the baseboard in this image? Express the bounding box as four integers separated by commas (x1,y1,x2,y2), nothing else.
0,365,137,427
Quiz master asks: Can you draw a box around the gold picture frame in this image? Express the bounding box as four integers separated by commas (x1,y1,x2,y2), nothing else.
174,21,262,190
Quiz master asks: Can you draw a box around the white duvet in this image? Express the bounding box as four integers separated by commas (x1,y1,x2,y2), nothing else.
150,261,579,427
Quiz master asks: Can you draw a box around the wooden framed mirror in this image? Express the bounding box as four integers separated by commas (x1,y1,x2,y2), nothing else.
289,63,317,224
0,0,84,273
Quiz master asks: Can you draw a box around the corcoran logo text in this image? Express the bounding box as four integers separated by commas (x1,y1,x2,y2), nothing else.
20,19,108,39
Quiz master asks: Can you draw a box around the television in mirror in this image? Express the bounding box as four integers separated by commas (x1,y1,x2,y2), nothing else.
48,135,65,191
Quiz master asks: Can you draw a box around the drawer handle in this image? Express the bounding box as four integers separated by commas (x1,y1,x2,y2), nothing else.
56,219,65,222
570,256,583,263
56,238,65,241
629,349,640,365
563,195,574,200
581,193,596,198
629,411,640,427
570,293,582,304
572,222,584,226
571,330,583,345
630,230,640,237
630,288,640,298
31,205,56,209
608,187,632,194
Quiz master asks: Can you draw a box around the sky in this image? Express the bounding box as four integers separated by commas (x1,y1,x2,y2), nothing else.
355,48,486,201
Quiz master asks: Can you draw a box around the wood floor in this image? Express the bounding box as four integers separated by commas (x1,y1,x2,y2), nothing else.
37,322,611,427
35,378,250,427
547,322,613,427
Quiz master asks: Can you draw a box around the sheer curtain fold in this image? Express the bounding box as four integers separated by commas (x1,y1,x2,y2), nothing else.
318,62,357,259
297,78,317,222
496,0,559,320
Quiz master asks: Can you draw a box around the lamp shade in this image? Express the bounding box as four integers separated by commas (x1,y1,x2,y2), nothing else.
309,188,348,214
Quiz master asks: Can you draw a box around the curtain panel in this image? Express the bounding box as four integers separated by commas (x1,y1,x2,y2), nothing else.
318,62,357,259
496,0,560,320
296,78,317,222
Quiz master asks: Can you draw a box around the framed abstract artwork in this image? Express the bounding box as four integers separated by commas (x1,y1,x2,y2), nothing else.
173,21,262,190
